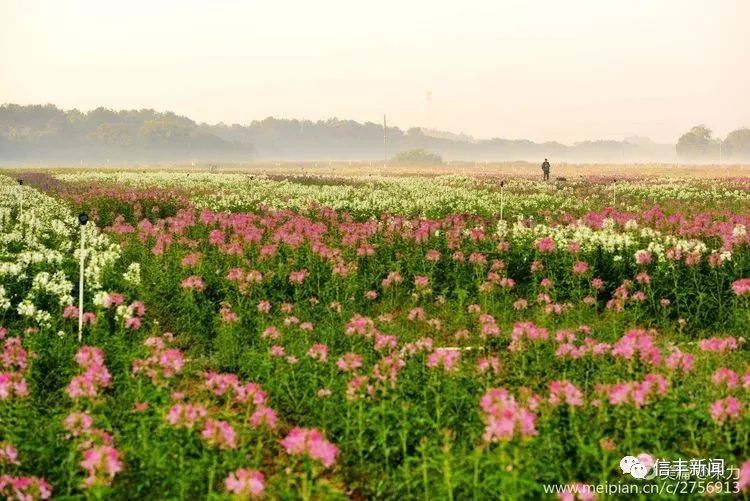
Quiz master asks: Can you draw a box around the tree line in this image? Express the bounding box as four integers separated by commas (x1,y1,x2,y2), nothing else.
676,125,750,161
5,103,744,164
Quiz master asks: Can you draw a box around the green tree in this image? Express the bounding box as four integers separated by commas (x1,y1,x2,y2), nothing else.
392,149,443,165
723,128,750,159
676,125,720,159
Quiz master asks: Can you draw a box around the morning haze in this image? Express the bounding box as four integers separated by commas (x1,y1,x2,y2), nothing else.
1,0,748,162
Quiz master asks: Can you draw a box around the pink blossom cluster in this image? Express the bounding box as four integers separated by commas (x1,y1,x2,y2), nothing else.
610,329,662,366
345,314,377,338
548,380,584,407
180,275,205,291
123,300,147,330
0,443,19,466
201,372,277,430
509,322,549,351
426,348,461,373
0,337,30,400
80,446,124,488
66,346,112,400
664,348,695,374
131,334,184,386
732,278,750,296
201,419,237,449
63,305,96,325
699,336,739,352
280,427,339,468
0,475,52,500
710,396,742,424
225,468,265,498
554,328,610,359
480,387,537,442
62,412,123,488
595,374,669,408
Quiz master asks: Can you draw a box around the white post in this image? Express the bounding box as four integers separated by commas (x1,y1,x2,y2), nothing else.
499,180,505,221
16,179,23,223
612,181,617,207
77,213,89,342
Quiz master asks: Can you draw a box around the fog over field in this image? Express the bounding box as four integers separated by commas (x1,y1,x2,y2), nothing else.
1,0,748,165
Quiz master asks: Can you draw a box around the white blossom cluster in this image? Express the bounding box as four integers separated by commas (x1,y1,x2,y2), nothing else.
498,216,725,264
0,176,124,327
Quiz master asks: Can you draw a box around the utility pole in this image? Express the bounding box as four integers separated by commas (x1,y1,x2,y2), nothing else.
383,114,387,168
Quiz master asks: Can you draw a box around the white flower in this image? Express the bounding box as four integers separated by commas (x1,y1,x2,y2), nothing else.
123,262,141,285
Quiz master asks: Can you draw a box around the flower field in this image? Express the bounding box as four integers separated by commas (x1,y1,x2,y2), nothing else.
1,169,749,499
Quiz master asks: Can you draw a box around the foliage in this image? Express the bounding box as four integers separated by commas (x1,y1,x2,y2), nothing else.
1,171,749,499
392,149,443,166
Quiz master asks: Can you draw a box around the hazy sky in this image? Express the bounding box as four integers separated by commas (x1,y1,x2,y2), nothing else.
1,0,747,143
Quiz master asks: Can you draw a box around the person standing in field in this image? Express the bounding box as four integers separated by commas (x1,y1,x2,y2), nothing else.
541,158,551,181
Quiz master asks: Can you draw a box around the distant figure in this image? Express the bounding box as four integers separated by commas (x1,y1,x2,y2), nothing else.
541,158,551,181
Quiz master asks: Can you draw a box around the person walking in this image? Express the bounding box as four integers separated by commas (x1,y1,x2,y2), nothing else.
541,158,551,181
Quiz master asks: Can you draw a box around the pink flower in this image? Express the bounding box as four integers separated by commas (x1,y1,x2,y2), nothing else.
225,468,265,498
0,475,52,499
425,249,441,262
414,275,430,289
180,252,201,267
572,261,589,275
0,443,19,465
381,271,403,288
738,461,750,491
336,353,363,372
80,446,123,487
166,403,207,429
64,412,95,437
634,249,652,265
201,419,237,449
374,334,398,352
307,343,329,362
280,427,339,468
181,276,205,291
269,345,286,357
731,278,750,296
249,406,278,430
513,299,528,310
535,236,555,253
102,292,125,308
508,321,549,351
665,349,694,374
548,380,584,407
637,453,655,469
75,346,104,368
710,396,741,424
426,348,461,373
124,316,142,330
66,362,112,401
480,387,537,442
288,269,308,285
699,336,738,352
711,368,739,388
557,483,595,501
476,356,501,375
0,372,28,399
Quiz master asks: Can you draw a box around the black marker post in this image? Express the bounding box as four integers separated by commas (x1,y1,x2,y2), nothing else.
77,213,89,342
